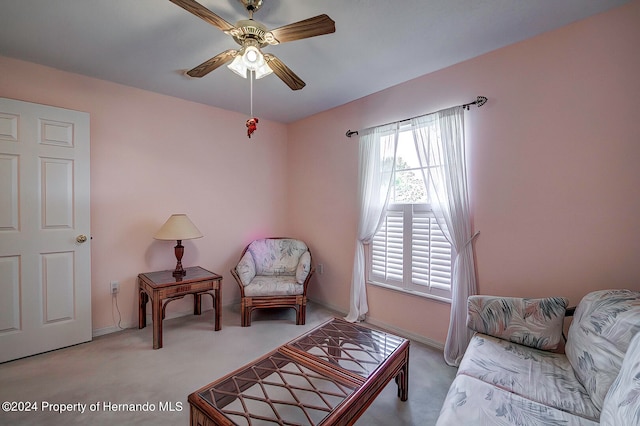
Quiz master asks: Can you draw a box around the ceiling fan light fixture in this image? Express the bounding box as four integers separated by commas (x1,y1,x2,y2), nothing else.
244,46,273,78
228,43,273,79
227,54,248,78
244,46,260,64
254,62,273,79
242,45,266,71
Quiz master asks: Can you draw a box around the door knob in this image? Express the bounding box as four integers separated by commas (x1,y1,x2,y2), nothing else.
76,235,88,243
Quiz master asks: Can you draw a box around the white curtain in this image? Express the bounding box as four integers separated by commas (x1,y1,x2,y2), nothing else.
346,123,398,322
411,106,478,366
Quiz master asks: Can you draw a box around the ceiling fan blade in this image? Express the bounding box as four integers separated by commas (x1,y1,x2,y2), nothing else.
263,54,306,90
169,0,236,32
265,14,335,45
187,49,239,78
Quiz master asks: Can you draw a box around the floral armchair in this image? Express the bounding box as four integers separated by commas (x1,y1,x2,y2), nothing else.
231,238,314,327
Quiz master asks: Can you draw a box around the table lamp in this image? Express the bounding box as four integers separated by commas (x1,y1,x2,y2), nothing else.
154,214,203,277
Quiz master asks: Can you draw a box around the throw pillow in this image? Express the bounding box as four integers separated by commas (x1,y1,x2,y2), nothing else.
467,295,569,350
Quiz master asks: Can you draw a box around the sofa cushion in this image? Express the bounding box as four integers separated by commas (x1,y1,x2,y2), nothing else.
565,289,640,411
467,295,569,350
247,238,308,276
600,331,640,426
244,275,304,297
458,333,600,421
436,374,599,426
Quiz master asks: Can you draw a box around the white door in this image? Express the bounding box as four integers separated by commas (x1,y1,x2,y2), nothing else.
0,97,91,363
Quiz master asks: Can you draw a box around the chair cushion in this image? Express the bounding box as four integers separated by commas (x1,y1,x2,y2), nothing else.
244,276,304,297
600,331,640,426
247,239,308,276
565,289,640,410
467,295,569,350
458,333,600,421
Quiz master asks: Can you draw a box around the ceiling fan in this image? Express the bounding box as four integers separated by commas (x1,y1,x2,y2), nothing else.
169,0,336,90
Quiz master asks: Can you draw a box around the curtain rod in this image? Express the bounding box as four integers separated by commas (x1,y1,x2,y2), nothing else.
345,95,487,138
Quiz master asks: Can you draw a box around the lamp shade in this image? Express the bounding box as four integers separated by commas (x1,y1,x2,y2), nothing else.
154,214,203,241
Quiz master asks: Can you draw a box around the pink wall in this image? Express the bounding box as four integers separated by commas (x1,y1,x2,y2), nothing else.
0,56,289,333
288,1,640,345
1,1,639,344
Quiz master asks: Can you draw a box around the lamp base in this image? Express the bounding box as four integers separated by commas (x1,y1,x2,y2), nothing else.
171,269,187,278
172,267,186,278
172,240,187,277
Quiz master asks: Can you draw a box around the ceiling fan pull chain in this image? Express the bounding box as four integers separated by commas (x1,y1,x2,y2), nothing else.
245,71,259,139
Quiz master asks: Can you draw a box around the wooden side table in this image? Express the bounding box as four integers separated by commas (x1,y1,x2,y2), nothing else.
138,266,222,349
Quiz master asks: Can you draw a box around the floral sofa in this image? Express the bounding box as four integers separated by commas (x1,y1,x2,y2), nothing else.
437,289,640,425
231,238,313,327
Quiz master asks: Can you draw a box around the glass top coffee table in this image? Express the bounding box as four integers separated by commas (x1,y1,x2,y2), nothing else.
188,317,410,425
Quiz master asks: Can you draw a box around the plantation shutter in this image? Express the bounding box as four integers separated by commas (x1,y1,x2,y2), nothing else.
411,209,452,289
371,210,403,282
370,206,452,294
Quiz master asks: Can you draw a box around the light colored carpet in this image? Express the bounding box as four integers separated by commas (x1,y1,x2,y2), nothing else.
0,302,457,425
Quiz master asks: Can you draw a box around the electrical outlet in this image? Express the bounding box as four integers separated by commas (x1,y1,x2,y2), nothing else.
110,281,119,295
317,264,324,275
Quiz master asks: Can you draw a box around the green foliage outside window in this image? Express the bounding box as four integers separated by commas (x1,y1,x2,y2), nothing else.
392,157,427,203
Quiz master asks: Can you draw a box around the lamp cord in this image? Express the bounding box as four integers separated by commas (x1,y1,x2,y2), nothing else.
111,292,124,330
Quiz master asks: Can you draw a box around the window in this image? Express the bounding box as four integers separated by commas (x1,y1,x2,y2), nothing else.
366,124,454,301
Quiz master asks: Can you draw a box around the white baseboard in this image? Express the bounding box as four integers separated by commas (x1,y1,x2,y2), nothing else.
92,305,220,338
94,297,445,351
93,325,124,337
310,298,445,351
364,316,444,350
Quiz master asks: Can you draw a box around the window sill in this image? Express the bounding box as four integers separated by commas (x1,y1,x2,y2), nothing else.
366,281,451,304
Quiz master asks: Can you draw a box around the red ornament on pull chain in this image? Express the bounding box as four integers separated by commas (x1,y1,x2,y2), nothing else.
246,117,259,138
244,70,260,139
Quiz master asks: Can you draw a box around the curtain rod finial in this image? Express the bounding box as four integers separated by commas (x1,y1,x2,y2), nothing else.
463,95,488,110
346,129,358,138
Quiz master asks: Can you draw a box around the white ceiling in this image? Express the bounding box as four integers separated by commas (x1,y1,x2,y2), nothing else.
0,0,631,123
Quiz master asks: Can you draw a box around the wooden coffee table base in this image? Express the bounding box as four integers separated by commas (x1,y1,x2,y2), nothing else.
188,318,409,425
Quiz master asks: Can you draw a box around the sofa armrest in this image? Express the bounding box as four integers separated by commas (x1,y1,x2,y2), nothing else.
467,295,569,350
